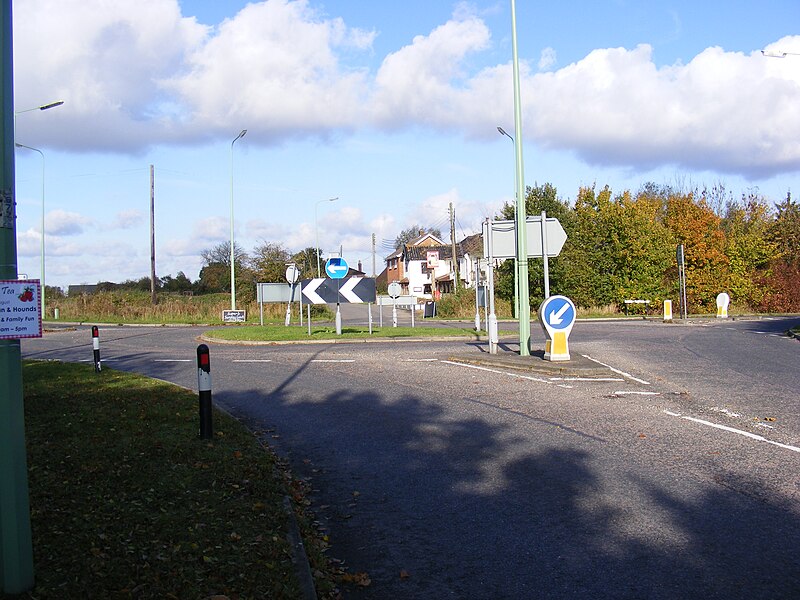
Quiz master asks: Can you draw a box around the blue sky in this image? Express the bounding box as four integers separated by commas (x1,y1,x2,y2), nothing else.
12,0,800,289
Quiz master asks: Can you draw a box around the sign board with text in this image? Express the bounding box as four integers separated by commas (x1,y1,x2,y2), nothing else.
222,309,247,323
0,279,42,339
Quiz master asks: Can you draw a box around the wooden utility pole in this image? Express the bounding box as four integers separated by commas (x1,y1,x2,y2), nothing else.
150,164,157,305
450,202,459,290
371,233,376,276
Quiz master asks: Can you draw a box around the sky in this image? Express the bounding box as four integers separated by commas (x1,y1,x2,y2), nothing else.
11,0,800,289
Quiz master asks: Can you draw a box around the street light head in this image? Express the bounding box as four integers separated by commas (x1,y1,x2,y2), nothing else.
40,101,64,111
497,126,514,141
239,129,247,138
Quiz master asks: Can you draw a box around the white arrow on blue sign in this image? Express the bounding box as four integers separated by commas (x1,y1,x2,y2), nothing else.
325,257,349,279
540,295,576,331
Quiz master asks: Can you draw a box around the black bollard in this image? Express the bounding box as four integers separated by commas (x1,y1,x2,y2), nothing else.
92,326,101,372
197,344,212,439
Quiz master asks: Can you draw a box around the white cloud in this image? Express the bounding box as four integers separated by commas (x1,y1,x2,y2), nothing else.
11,1,800,178
538,47,557,71
46,209,93,236
112,210,144,230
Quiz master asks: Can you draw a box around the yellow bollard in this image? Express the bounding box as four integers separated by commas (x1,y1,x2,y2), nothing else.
663,299,672,322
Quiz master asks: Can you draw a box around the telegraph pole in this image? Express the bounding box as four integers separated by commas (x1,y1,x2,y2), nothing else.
150,164,157,305
450,202,459,290
0,0,35,592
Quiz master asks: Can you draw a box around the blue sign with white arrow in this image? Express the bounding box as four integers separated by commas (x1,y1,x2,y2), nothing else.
540,295,576,331
325,257,349,279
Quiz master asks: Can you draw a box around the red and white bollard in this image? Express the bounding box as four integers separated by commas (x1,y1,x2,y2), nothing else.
92,326,101,372
196,344,213,439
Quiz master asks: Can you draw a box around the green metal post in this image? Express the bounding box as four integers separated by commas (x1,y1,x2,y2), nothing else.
0,0,35,593
510,0,530,355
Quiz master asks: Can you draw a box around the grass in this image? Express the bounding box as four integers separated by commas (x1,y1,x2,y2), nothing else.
206,324,486,342
17,361,339,599
47,291,334,325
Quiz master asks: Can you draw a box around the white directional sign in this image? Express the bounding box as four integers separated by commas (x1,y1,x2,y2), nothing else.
325,257,349,279
301,277,376,304
482,216,567,259
538,295,576,361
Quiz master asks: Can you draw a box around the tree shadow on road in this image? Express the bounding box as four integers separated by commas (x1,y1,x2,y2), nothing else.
212,358,800,600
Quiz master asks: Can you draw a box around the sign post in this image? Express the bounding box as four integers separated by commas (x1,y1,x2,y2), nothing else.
538,295,576,361
388,281,401,328
326,257,348,335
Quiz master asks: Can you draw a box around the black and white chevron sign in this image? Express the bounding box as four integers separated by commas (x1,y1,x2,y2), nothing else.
301,277,377,304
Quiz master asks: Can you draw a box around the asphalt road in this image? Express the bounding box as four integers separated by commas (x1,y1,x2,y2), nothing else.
21,316,800,599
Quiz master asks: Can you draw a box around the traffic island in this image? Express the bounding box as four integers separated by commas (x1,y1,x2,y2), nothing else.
447,349,613,378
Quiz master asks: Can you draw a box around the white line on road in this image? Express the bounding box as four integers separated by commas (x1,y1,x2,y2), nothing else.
403,358,439,362
550,377,624,382
441,360,574,389
612,391,660,396
311,359,355,363
663,410,800,454
581,354,651,385
233,359,273,363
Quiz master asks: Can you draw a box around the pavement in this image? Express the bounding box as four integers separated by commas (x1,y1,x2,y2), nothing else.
446,347,614,377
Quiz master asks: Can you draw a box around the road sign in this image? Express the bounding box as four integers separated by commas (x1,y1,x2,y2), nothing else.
482,216,567,259
387,281,402,298
285,265,300,284
537,295,576,361
325,257,349,279
222,309,246,323
301,277,376,304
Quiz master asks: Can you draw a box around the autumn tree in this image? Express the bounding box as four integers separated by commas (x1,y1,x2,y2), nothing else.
250,242,292,283
664,189,730,312
721,192,778,308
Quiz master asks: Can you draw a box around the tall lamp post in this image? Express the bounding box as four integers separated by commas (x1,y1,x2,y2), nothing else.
229,129,246,310
14,143,45,316
315,197,338,277
510,0,531,356
497,126,520,321
14,100,63,319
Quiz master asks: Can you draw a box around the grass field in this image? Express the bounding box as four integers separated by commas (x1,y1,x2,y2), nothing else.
205,324,486,342
18,361,339,599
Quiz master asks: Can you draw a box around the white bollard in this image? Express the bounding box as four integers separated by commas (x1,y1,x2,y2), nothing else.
663,299,673,322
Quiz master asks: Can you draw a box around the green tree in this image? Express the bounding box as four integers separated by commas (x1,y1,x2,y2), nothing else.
250,242,292,283
197,241,250,294
393,225,443,249
721,192,778,308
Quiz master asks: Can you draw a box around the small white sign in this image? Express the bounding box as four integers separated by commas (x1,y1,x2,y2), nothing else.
426,251,439,268
0,279,42,339
222,309,247,323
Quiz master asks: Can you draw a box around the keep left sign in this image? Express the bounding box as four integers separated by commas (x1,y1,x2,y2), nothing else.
0,280,42,339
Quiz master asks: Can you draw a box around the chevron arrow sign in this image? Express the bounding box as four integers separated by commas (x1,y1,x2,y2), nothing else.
301,277,376,304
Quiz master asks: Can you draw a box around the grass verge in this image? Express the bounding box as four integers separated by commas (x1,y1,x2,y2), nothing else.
17,361,338,599
205,324,485,342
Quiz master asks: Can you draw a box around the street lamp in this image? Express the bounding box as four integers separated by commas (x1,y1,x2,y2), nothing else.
14,100,64,137
229,129,247,310
497,126,520,321
510,0,531,356
315,197,338,277
14,143,45,316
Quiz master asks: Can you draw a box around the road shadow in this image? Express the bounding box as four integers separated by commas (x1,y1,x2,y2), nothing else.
211,358,800,599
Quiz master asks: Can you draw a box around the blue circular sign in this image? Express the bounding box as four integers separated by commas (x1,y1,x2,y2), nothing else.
325,257,349,279
540,295,576,331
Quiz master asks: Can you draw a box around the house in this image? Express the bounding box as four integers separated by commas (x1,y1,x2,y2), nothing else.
384,231,489,300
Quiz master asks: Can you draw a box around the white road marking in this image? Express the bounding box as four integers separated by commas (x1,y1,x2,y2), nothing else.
403,358,438,362
441,360,573,389
612,391,660,396
233,359,273,363
311,359,355,363
550,377,624,382
663,410,800,454
581,354,651,385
